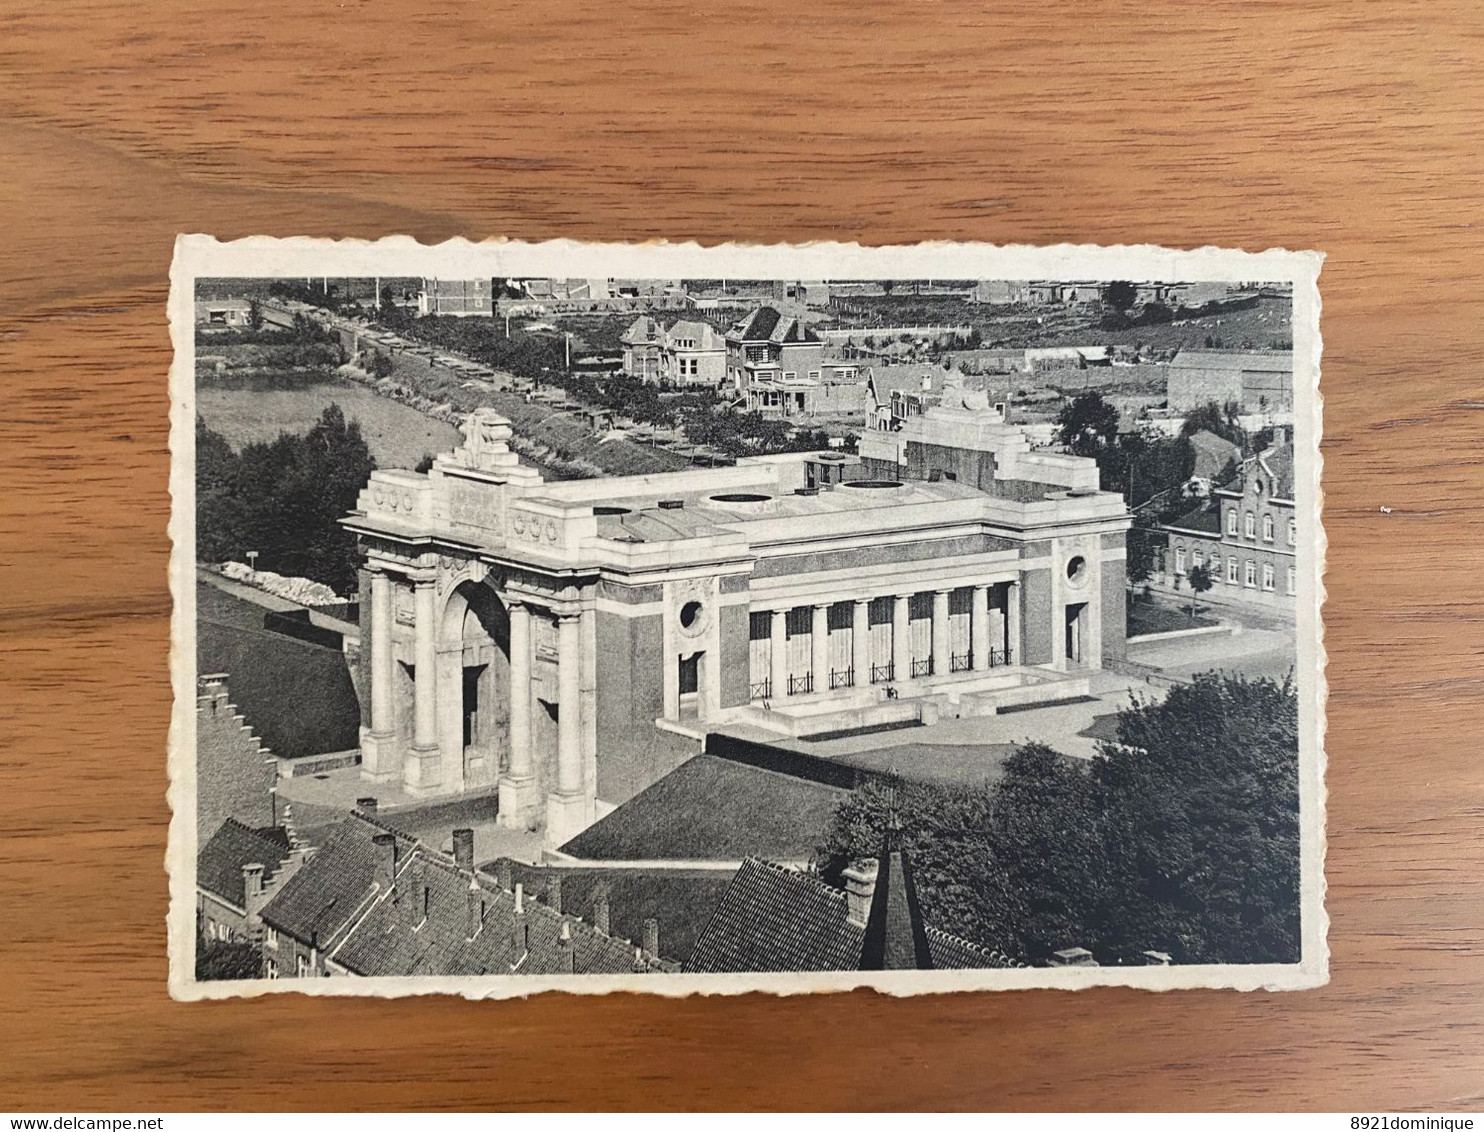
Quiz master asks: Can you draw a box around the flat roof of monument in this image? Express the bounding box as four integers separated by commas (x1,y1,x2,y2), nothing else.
537,476,991,543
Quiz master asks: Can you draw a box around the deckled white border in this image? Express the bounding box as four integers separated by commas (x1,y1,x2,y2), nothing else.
167,237,1327,1000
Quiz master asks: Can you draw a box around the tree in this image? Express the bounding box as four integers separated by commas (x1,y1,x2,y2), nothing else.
1104,280,1138,311
195,406,376,595
196,938,261,980
1185,562,1213,621
247,299,264,331
1056,392,1121,457
819,672,1300,965
1181,400,1246,448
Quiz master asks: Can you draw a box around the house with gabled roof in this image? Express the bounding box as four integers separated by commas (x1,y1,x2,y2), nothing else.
196,818,296,949
1152,432,1298,611
256,809,418,979
327,829,674,977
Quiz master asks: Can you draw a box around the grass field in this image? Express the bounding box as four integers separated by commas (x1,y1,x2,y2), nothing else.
196,373,463,469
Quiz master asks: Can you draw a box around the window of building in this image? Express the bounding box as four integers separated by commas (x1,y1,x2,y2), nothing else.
1263,514,1275,542
1174,546,1186,575
808,370,821,380
266,960,279,979
1288,518,1297,546
1227,559,1240,584
1245,560,1257,588
1244,512,1256,538
1208,554,1220,579
265,927,278,950
1227,509,1238,536
783,371,797,381
1287,565,1297,595
297,954,310,977
1192,550,1204,570
1263,564,1275,592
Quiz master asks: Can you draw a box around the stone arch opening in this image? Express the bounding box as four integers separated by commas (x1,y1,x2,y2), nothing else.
437,578,512,790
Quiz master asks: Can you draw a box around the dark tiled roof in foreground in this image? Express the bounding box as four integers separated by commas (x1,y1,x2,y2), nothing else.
258,814,417,948
687,859,863,973
559,755,847,861
332,849,672,977
686,857,1025,973
197,819,291,908
494,862,736,964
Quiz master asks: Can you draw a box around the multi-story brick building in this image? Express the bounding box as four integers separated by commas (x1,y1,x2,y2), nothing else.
417,279,495,317
342,406,1130,849
1166,349,1294,415
1153,436,1297,612
620,317,727,386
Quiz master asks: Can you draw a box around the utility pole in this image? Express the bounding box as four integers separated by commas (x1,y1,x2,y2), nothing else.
374,276,381,311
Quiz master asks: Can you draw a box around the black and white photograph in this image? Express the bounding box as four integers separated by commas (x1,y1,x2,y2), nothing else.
170,240,1326,997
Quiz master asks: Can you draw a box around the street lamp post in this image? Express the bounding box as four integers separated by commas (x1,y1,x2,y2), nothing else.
246,550,259,575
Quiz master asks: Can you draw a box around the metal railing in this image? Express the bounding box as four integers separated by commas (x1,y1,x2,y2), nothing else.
749,677,772,700
911,658,935,678
787,673,814,696
829,668,854,690
870,662,895,685
950,652,972,673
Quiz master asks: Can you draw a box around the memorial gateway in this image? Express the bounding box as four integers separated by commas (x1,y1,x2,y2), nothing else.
345,404,1132,849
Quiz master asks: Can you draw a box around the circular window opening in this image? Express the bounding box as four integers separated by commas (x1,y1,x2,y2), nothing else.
842,479,905,489
679,600,703,629
594,505,631,516
710,492,771,504
1067,555,1088,583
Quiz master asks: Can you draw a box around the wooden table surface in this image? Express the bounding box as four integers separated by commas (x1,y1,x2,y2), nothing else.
2,0,1482,1112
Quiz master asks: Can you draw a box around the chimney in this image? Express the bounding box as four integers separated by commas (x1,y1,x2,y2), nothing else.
242,863,267,926
512,882,528,955
452,828,475,872
356,796,378,813
557,921,575,974
546,874,563,916
642,918,660,958
842,858,879,928
495,859,514,891
592,887,611,936
466,876,483,941
372,833,398,893
1049,947,1098,968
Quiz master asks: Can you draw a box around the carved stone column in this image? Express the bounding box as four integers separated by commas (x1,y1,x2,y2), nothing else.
851,598,870,687
407,577,441,792
892,593,911,681
811,603,829,693
545,612,586,847
931,589,951,677
498,600,537,828
362,570,398,779
971,584,991,672
769,608,788,698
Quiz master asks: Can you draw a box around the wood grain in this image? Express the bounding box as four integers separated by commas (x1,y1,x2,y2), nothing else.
2,0,1482,1111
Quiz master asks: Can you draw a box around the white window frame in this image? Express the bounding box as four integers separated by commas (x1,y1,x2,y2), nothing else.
1286,565,1297,595
1262,514,1275,542
1244,512,1256,539
1227,559,1239,584
266,960,279,980
265,927,279,950
1227,509,1238,536
1288,518,1297,546
1175,546,1187,575
297,953,310,977
1245,560,1257,588
1262,563,1276,592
